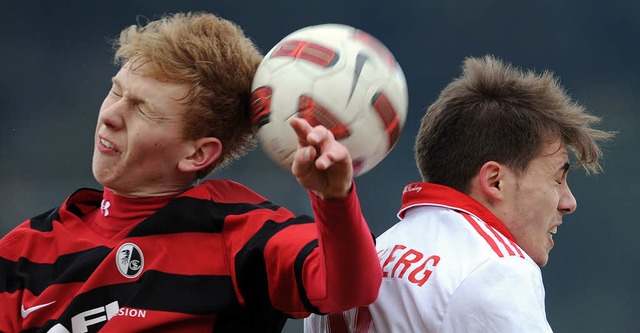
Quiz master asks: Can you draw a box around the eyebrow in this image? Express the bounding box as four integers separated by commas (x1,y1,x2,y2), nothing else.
110,77,127,96
111,77,147,106
560,162,571,177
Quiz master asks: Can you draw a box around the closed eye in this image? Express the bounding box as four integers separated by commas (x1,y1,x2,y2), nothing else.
556,162,570,185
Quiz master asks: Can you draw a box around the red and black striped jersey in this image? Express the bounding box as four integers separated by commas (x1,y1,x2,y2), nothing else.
0,179,381,333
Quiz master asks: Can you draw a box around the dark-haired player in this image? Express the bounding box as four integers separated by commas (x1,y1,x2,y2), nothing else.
306,55,614,332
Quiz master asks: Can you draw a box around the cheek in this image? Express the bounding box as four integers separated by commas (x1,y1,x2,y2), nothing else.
529,193,557,223
127,132,156,157
527,182,558,208
541,186,561,211
525,189,559,236
131,132,180,160
512,188,554,230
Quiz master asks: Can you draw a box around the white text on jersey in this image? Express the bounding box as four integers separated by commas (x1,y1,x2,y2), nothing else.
46,301,147,333
378,244,441,287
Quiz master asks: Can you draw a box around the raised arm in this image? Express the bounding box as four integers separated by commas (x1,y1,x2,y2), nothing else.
289,117,381,313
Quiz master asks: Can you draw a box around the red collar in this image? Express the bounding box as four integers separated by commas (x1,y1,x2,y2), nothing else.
398,182,515,242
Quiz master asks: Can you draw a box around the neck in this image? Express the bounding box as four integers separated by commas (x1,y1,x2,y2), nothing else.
86,187,180,238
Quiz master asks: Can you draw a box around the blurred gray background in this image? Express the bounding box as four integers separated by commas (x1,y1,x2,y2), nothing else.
1,1,637,332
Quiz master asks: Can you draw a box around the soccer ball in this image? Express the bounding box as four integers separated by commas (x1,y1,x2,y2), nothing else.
250,24,408,177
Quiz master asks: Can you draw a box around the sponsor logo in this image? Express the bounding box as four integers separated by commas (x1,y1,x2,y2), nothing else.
21,301,56,319
348,52,371,101
100,199,111,216
47,301,118,333
403,184,422,194
116,243,144,278
45,301,148,333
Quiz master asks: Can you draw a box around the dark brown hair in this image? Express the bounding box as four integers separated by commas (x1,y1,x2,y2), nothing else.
415,55,615,193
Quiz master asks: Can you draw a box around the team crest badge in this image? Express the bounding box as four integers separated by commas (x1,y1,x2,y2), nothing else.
116,243,144,278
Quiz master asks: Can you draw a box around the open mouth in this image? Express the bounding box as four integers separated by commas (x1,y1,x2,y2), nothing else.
100,138,115,149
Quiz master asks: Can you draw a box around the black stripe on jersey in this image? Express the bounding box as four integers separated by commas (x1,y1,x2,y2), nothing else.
294,239,321,314
235,215,316,314
66,202,84,217
65,188,103,218
28,188,102,232
212,306,288,333
126,197,281,237
25,271,239,333
0,246,111,295
28,207,59,232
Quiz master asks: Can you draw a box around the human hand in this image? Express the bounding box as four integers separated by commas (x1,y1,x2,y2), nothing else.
289,117,353,199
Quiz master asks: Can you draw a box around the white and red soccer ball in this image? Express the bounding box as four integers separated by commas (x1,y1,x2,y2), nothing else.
250,24,408,177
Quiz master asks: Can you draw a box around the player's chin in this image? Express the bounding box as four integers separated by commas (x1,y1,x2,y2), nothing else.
91,162,107,184
535,251,551,268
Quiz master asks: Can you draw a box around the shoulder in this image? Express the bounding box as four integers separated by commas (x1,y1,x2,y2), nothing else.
0,220,34,248
379,206,514,256
1,188,101,249
0,188,102,247
0,207,61,260
407,206,525,258
454,256,544,303
473,256,542,281
182,180,290,222
193,179,269,204
442,257,550,331
376,206,536,287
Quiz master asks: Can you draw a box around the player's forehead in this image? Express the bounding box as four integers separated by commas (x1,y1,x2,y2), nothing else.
112,64,190,114
527,139,570,175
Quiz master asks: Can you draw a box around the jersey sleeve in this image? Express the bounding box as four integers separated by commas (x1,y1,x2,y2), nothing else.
0,226,28,333
301,183,382,314
0,286,20,333
231,181,380,318
441,256,552,332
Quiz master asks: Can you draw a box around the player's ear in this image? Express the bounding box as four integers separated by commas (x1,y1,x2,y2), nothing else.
476,161,505,200
178,137,222,173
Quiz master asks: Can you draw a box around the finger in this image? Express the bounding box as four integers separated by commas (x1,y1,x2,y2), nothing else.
315,141,349,170
306,125,335,146
289,117,313,145
291,145,316,177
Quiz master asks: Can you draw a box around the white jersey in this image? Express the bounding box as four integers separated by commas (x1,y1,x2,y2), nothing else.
305,182,552,333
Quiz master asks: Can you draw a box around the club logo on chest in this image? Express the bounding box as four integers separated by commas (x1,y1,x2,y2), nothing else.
116,242,144,278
